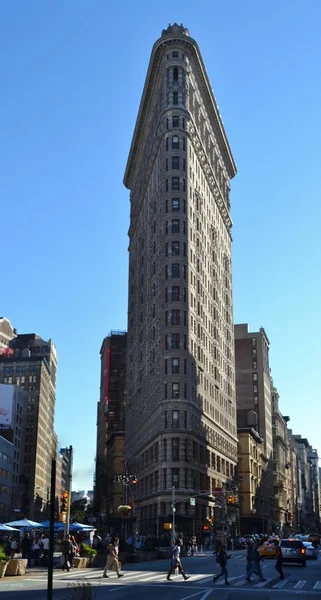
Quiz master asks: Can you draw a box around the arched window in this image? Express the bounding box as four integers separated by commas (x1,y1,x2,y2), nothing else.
173,67,179,82
172,135,179,149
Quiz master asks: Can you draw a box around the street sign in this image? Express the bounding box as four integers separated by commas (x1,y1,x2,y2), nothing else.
215,496,224,507
190,497,196,506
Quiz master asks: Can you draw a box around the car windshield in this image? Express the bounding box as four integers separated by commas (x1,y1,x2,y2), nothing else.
281,541,302,548
303,542,312,547
301,536,309,541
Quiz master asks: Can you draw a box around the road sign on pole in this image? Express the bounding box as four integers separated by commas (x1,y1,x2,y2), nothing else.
190,497,196,506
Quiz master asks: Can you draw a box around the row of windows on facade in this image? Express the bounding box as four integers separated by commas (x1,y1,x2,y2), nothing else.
138,469,231,498
2,375,37,385
138,437,235,478
2,366,38,375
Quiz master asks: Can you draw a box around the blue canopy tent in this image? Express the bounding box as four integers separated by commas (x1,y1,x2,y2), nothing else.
5,519,41,528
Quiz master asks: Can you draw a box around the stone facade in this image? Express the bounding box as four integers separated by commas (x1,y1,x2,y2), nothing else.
124,24,238,537
0,331,57,519
237,425,263,535
94,332,127,532
235,324,274,532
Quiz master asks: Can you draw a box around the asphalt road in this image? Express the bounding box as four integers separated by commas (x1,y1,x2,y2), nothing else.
1,550,321,599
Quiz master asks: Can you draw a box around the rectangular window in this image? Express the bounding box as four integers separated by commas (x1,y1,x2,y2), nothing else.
253,373,258,381
172,219,179,233
172,263,180,278
164,359,168,375
165,287,168,302
172,135,179,149
166,158,168,171
172,156,179,169
172,51,179,58
172,115,179,127
172,382,179,398
172,286,180,301
172,241,180,255
172,410,179,428
165,335,168,350
173,92,178,105
172,198,179,211
172,438,180,461
172,177,179,190
172,310,180,325
166,179,168,192
164,383,167,399
171,333,180,349
172,358,180,374
164,411,168,428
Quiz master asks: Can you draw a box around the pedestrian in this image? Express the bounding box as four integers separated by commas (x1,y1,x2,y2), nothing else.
274,539,284,580
21,533,32,567
246,541,253,575
103,537,124,578
213,544,230,585
62,535,73,572
246,543,267,583
167,539,190,581
41,534,50,566
10,538,17,559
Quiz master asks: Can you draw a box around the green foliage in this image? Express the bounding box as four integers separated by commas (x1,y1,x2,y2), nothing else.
0,546,8,563
79,543,97,558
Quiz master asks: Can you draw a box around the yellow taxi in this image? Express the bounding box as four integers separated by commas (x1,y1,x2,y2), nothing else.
260,538,278,558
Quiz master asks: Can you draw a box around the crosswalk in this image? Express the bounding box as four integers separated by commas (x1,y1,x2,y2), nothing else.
27,568,321,592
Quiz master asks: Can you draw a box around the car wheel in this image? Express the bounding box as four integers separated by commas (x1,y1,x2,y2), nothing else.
302,562,306,567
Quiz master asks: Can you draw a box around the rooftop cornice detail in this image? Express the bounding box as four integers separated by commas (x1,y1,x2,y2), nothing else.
124,33,236,189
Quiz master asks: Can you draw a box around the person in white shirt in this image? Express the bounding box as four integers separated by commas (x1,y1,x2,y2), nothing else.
167,539,190,581
42,535,50,566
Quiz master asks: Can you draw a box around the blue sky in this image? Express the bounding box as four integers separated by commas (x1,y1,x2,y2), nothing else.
1,1,320,490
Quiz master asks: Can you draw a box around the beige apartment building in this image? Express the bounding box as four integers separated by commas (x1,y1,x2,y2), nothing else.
124,24,238,537
237,415,264,534
0,328,57,519
271,383,292,536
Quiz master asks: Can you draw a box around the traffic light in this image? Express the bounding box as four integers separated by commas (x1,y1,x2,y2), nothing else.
61,491,69,513
132,475,138,484
227,495,233,504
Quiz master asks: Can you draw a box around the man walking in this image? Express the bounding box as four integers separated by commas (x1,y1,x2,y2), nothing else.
167,539,190,581
213,544,230,585
246,543,267,583
62,535,73,572
246,541,253,576
274,539,284,580
103,538,124,578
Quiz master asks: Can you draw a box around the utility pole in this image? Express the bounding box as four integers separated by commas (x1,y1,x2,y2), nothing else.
172,486,176,546
64,445,73,539
47,457,56,600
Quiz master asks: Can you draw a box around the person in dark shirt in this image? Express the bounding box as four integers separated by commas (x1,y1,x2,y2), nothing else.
213,544,230,585
274,540,284,580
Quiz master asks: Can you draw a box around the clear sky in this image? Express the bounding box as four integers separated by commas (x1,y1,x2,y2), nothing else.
1,1,320,490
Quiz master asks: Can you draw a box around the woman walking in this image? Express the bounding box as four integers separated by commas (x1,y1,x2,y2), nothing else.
167,539,190,581
213,544,230,586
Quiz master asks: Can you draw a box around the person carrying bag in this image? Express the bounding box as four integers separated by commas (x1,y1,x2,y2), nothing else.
103,538,124,578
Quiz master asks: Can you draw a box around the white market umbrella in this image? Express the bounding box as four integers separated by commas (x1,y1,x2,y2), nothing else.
5,519,41,528
0,524,20,532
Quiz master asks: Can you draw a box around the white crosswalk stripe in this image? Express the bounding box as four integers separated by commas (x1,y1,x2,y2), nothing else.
214,576,238,586
313,581,321,590
234,579,248,586
273,578,289,589
293,580,306,589
253,578,273,587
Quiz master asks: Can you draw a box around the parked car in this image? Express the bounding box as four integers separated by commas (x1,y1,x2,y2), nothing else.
303,542,319,560
280,539,306,567
244,535,255,544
